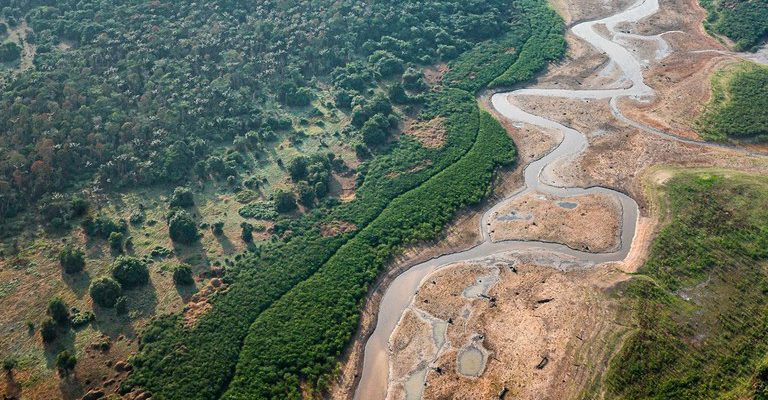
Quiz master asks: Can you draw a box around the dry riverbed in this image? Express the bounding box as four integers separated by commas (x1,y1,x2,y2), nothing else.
340,0,768,398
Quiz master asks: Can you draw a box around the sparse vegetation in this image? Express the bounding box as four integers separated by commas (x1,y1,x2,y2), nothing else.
605,171,768,399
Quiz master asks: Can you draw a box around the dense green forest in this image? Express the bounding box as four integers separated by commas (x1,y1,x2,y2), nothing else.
116,0,565,398
699,0,768,51
0,0,525,222
697,62,768,142
605,171,768,399
0,0,565,397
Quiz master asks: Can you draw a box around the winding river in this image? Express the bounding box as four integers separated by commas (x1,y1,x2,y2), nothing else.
353,0,757,398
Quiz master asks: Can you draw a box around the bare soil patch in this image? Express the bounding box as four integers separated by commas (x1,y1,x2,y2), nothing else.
423,63,449,89
489,191,622,252
320,220,357,237
388,258,629,400
403,117,447,149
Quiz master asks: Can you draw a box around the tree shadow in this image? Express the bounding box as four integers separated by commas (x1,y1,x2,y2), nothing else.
171,236,211,271
175,282,198,303
90,281,159,341
4,370,22,399
61,270,91,299
43,327,76,370
214,233,237,255
58,373,86,400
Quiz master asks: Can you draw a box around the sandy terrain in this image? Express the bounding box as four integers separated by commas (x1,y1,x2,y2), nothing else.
387,257,629,400
488,191,622,252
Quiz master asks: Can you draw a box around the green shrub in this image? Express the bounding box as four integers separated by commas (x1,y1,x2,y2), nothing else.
90,277,122,308
238,202,278,220
173,265,194,286
168,209,199,244
700,0,768,51
605,173,768,399
69,308,95,328
109,231,124,252
0,41,21,62
169,187,195,208
240,223,254,243
111,256,149,288
696,62,768,142
82,215,127,239
274,191,297,213
211,221,225,236
40,318,58,343
46,297,70,326
2,357,17,372
59,246,85,274
55,350,77,375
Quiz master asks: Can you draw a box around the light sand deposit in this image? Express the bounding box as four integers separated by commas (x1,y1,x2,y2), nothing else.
488,191,622,252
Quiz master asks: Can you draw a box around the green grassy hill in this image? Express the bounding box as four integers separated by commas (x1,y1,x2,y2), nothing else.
604,170,768,399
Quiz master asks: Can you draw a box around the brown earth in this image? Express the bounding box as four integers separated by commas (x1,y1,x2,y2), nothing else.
387,257,630,400
488,191,622,252
320,220,358,237
404,117,447,149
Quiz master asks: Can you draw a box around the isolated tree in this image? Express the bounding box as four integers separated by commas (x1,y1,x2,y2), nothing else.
111,256,149,288
89,277,122,308
55,350,77,377
211,221,225,236
168,209,199,244
47,297,70,325
288,156,308,181
169,187,194,208
274,190,297,213
173,264,194,285
240,222,254,243
40,318,58,343
109,231,124,252
59,246,85,274
2,357,16,374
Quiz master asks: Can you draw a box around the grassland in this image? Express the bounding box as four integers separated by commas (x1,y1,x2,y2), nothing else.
0,93,358,398
604,170,768,399
696,61,768,143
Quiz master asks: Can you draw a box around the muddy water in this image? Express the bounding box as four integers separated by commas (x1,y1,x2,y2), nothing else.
354,0,672,398
456,346,486,377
